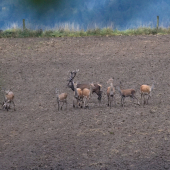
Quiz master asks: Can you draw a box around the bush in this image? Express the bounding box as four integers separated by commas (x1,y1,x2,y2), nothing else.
101,28,114,35
2,30,17,38
43,30,54,37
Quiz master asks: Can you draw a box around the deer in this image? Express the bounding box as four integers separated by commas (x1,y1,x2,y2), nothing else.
67,69,102,103
116,84,140,107
55,88,68,111
2,89,16,111
73,82,92,109
140,81,155,105
107,78,116,108
2,100,11,111
67,69,79,91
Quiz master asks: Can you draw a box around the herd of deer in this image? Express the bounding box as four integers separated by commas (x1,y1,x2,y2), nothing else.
1,69,155,112
55,69,155,111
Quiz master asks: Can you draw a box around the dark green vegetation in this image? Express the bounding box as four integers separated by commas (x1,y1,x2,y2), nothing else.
1,27,170,38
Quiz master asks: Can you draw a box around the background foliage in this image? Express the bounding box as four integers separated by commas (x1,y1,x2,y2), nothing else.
0,0,170,30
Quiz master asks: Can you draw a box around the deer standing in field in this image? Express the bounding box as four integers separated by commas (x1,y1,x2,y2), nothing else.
2,89,16,111
55,88,67,111
107,78,116,108
73,82,92,109
140,81,155,106
67,69,102,103
116,83,140,107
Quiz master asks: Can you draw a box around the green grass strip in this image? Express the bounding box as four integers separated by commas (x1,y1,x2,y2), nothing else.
1,27,170,38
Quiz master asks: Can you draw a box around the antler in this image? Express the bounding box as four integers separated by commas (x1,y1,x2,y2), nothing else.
68,69,79,81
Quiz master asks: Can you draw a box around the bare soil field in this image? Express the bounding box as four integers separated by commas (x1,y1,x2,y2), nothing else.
0,35,170,170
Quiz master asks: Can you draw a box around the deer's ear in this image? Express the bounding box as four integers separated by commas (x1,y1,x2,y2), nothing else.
98,84,102,88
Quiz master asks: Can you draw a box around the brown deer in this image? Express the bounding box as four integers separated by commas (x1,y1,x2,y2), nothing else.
67,69,102,103
140,81,155,105
55,88,67,111
116,85,140,107
2,89,16,111
107,78,116,108
73,82,92,109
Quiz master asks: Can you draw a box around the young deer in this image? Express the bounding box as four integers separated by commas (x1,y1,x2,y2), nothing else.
2,89,16,111
140,81,155,105
116,86,140,107
107,78,116,108
2,100,11,111
55,88,67,111
73,82,91,109
73,83,83,108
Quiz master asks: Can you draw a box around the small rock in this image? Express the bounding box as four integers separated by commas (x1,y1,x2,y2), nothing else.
150,109,156,113
97,120,102,125
164,163,169,169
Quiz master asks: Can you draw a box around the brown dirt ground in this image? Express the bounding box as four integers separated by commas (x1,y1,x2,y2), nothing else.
0,35,170,170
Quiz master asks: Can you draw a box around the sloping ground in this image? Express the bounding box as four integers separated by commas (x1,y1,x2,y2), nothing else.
0,35,170,170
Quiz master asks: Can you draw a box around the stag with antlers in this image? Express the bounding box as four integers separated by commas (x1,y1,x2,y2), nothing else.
67,69,102,104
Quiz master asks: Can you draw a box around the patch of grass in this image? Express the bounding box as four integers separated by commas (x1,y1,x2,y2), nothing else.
101,28,114,35
43,30,54,37
109,131,114,135
1,26,170,38
17,29,43,37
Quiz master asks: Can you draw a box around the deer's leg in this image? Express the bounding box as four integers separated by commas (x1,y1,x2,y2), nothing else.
109,96,112,108
60,102,65,110
110,96,113,108
58,101,60,111
6,104,9,111
107,96,110,106
73,99,75,108
121,97,123,106
147,95,151,105
123,97,125,107
83,96,89,109
121,97,125,107
2,101,4,110
143,95,146,105
141,93,144,105
83,97,87,109
86,96,90,109
77,98,80,108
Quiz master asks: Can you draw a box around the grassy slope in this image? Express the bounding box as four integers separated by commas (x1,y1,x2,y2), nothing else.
1,27,170,38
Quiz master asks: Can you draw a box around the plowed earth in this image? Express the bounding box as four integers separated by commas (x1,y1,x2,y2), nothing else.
0,35,170,170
